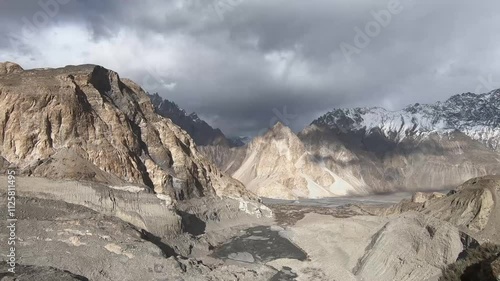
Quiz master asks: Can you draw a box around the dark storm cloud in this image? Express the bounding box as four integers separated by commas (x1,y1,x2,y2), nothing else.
0,0,499,136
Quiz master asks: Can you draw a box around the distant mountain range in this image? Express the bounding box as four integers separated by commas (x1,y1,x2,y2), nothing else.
201,90,500,199
313,90,500,150
47,71,497,200
1,61,498,200
148,93,245,147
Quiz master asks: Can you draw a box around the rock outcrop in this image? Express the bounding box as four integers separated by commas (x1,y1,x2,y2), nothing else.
440,243,500,281
0,63,253,202
386,176,500,244
493,256,500,280
277,212,464,281
412,192,446,203
0,61,23,75
420,176,500,243
354,213,463,281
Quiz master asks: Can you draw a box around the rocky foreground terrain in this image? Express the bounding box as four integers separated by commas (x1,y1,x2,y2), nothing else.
1,62,499,281
2,174,499,281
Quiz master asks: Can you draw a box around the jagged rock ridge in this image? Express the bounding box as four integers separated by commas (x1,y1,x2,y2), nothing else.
385,175,500,244
149,93,243,147
313,90,500,149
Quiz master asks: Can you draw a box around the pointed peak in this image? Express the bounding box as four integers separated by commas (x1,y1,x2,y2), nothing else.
272,121,286,130
269,121,295,134
148,92,163,104
262,121,295,138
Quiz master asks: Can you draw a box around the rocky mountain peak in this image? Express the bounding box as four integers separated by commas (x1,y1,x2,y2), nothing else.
0,62,254,201
218,120,362,199
263,122,296,139
312,89,500,149
0,61,24,75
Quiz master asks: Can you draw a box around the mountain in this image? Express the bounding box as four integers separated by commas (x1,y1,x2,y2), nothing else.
299,91,500,193
202,91,500,198
149,93,243,147
312,90,500,150
0,62,253,201
202,122,361,199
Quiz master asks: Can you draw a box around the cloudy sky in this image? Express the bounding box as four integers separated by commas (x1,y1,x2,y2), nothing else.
1,0,499,136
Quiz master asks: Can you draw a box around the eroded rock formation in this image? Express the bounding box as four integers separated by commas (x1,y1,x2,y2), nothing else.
0,62,253,202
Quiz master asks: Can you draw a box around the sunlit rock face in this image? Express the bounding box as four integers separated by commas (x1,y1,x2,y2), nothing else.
298,92,500,194
202,91,500,199
0,62,254,202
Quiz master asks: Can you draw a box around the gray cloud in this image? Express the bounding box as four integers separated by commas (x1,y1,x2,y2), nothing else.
0,0,499,136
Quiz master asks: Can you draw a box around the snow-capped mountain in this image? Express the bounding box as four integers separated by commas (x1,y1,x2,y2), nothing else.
313,89,500,150
149,93,238,147
203,89,500,198
297,89,500,194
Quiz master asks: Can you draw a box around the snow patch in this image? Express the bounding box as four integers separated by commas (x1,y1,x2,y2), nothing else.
314,91,500,149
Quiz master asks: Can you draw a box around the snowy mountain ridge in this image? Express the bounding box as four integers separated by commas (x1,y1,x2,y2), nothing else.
313,89,500,149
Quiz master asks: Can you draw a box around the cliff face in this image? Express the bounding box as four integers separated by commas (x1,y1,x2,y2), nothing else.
299,92,500,193
0,62,252,201
385,175,500,244
202,123,361,199
299,125,500,194
0,61,23,75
